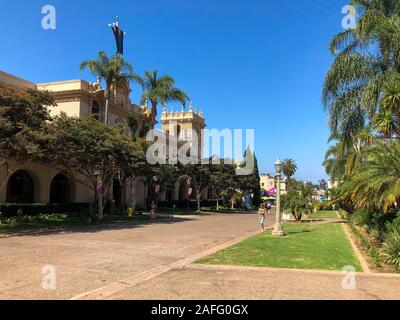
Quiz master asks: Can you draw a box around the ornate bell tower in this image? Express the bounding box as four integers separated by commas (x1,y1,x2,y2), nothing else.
161,102,206,157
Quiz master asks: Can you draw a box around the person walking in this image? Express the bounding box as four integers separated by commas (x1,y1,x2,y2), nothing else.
266,202,272,215
258,203,266,231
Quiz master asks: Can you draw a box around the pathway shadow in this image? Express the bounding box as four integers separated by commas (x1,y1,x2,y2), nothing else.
0,216,193,239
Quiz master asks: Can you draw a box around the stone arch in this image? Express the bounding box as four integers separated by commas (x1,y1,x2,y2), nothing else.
50,173,74,203
6,170,37,203
179,182,188,201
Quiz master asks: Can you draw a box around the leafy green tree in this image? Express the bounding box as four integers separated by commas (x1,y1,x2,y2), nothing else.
237,148,261,208
181,161,213,212
80,51,143,125
140,70,189,125
41,114,142,219
114,139,148,210
149,163,180,205
209,159,238,211
0,85,55,192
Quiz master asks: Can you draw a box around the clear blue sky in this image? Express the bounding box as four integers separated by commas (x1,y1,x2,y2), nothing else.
0,0,350,182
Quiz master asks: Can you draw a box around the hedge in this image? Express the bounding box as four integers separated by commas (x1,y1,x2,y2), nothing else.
157,200,220,210
0,203,90,218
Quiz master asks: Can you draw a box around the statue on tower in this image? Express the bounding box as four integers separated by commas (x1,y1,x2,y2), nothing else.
109,16,125,55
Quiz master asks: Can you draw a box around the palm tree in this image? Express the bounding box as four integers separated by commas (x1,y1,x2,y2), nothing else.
380,76,400,137
371,107,398,140
340,141,400,212
323,128,374,184
282,159,297,188
323,143,347,183
140,70,189,126
80,51,143,125
323,0,400,141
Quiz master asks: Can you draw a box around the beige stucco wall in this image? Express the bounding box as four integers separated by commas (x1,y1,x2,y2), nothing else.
0,162,93,204
48,100,83,118
260,175,287,193
0,71,36,90
37,80,89,92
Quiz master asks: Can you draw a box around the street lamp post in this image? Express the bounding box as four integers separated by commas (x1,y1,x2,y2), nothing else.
272,159,285,236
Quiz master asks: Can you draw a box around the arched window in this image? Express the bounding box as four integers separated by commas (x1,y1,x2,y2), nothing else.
50,174,71,203
179,183,187,201
6,171,34,203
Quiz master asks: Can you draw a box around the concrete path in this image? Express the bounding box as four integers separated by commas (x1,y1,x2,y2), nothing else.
109,264,400,300
0,213,265,300
1,213,400,300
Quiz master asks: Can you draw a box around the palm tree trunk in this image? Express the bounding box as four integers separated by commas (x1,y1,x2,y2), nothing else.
104,89,110,126
151,100,158,127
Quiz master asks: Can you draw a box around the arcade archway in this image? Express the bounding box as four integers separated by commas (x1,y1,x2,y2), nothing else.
6,171,35,203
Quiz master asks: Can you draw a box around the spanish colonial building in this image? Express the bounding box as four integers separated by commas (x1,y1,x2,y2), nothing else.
0,70,208,210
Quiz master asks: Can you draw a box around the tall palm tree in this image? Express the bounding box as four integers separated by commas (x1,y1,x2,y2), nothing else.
380,76,400,137
371,107,398,140
323,0,400,141
340,141,400,212
80,51,143,125
323,127,375,184
140,70,189,126
323,144,347,183
282,159,297,187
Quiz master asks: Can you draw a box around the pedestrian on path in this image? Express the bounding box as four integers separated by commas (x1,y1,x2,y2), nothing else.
151,201,157,223
266,202,272,215
258,203,266,231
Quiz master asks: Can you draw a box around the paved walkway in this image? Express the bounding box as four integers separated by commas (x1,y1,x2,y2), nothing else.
109,264,400,300
1,213,400,300
0,213,265,299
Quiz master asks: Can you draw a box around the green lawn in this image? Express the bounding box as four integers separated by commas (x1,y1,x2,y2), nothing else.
311,210,339,219
198,223,362,271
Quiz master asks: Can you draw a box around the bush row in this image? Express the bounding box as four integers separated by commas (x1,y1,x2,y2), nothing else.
0,203,90,218
349,208,399,241
157,200,222,211
348,208,400,271
314,202,335,211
